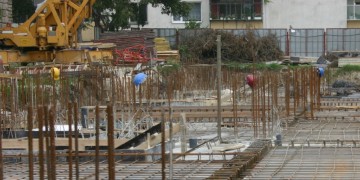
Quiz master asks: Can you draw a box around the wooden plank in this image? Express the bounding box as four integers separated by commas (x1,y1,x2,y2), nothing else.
0,73,22,79
2,138,128,151
156,50,179,54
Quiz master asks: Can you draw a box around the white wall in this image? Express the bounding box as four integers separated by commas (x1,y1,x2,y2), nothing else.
138,0,210,29
263,0,347,29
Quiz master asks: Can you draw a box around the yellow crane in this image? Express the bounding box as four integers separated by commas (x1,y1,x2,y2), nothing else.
0,0,111,64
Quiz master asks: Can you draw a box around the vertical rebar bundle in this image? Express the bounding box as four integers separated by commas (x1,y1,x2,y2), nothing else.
0,63,328,179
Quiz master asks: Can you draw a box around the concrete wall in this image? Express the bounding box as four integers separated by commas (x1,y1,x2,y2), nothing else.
138,0,210,29
263,0,347,29
0,0,12,27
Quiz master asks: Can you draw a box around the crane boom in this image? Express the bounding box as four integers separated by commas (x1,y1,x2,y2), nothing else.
0,0,96,50
0,0,113,65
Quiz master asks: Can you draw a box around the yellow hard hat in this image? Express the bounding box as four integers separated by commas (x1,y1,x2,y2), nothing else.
50,67,60,80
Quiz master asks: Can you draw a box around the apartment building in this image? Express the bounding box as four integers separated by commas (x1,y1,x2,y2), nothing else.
138,0,360,29
132,0,210,29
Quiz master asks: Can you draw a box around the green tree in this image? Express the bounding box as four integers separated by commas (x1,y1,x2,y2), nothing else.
93,0,190,32
12,0,35,23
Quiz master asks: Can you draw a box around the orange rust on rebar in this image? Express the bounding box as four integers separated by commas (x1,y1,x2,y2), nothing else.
10,78,15,123
317,68,321,109
20,77,25,110
285,68,290,117
257,74,260,137
252,73,256,138
49,107,56,180
232,74,238,136
0,64,335,179
95,105,100,180
37,106,45,180
0,79,3,180
107,105,115,180
74,102,80,180
301,68,305,113
310,68,314,119
262,72,266,138
293,68,297,117
111,70,116,104
27,106,34,180
161,109,166,180
44,106,51,179
68,103,73,180
132,77,136,111
95,67,100,180
35,73,40,106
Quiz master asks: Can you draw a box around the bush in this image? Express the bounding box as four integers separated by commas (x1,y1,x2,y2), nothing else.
179,29,283,64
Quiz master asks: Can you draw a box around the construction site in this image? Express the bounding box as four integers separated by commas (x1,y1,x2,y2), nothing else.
2,0,360,180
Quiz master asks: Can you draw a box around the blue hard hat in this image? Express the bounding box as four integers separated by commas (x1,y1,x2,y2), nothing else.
318,67,325,77
133,72,147,86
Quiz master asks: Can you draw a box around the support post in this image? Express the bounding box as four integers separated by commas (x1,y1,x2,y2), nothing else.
217,35,222,142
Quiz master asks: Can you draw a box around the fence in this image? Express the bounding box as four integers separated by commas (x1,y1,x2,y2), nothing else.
152,28,360,58
327,28,360,53
290,29,324,57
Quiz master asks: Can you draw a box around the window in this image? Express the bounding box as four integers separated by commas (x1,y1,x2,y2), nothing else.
210,0,262,20
348,0,360,20
173,3,201,22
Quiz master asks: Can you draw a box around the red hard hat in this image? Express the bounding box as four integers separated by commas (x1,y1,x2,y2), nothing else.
246,74,255,88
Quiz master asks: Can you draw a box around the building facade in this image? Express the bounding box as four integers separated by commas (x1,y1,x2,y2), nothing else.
138,0,360,29
210,0,351,29
263,0,347,29
0,0,12,27
132,0,210,29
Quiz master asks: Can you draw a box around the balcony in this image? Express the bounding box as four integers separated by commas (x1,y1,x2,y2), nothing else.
210,1,262,21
